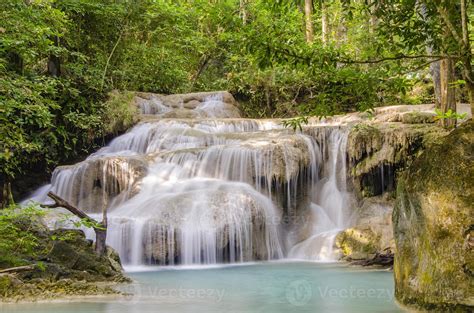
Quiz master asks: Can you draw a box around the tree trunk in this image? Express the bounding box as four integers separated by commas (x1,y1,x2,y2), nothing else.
460,0,474,114
47,36,61,77
1,177,14,209
321,0,329,45
95,228,107,257
98,191,108,257
337,0,349,46
418,1,441,107
369,0,378,32
304,0,314,43
465,79,474,115
431,62,442,107
7,52,23,74
439,58,456,128
240,0,248,25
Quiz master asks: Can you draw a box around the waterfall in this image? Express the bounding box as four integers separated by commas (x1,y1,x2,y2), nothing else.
288,129,355,261
26,92,355,266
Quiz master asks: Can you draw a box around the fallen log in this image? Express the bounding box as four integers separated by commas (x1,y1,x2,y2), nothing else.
42,192,107,257
350,252,394,267
0,265,35,274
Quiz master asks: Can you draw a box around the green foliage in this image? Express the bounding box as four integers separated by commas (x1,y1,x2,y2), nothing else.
71,217,105,231
2,0,469,202
282,116,309,132
195,0,427,117
0,204,45,267
101,91,139,136
434,109,467,121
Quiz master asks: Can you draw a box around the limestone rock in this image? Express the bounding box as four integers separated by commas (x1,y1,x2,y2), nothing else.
135,91,241,119
393,120,474,310
347,122,448,197
336,196,394,261
51,156,148,213
336,228,379,260
399,111,436,124
0,223,128,302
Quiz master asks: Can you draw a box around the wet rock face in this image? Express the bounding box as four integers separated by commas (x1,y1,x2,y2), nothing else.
50,156,148,213
347,123,448,197
336,196,394,260
107,181,284,265
393,120,474,310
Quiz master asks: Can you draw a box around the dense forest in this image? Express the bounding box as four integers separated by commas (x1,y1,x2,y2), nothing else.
1,0,473,202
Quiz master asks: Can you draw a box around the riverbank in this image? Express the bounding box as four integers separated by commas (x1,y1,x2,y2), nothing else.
0,212,129,303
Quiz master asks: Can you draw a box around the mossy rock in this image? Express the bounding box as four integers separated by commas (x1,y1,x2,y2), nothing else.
393,120,474,311
0,221,129,302
336,227,379,260
348,122,448,198
400,112,435,124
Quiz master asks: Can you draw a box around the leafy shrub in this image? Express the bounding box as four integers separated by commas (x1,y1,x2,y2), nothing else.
0,204,46,268
101,91,139,136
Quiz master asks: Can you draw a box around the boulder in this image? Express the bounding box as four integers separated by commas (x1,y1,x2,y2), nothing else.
347,122,448,197
50,156,148,213
399,111,436,124
336,196,394,261
393,120,474,310
0,222,128,302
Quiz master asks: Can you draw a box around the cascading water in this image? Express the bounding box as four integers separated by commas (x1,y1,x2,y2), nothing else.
26,92,355,266
288,129,355,261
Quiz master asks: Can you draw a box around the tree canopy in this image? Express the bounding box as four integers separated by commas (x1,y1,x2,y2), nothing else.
1,0,473,204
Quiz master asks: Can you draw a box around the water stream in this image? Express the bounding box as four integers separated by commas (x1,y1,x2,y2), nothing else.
16,93,409,312
27,93,355,265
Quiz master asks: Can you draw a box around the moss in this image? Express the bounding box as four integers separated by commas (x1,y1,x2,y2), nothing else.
348,122,448,197
400,112,435,124
336,227,379,259
0,276,12,295
0,212,129,302
393,120,474,310
0,277,120,303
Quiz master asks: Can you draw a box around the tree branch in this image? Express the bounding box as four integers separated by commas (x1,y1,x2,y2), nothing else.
432,1,463,45
272,45,451,65
42,192,108,256
0,265,35,274
42,192,100,230
338,54,449,64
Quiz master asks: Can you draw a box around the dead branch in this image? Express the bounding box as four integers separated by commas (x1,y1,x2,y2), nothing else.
42,192,107,256
350,251,394,267
42,192,100,230
0,265,35,274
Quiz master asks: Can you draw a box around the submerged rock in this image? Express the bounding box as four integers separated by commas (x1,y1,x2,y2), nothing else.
393,120,474,310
